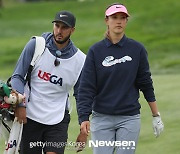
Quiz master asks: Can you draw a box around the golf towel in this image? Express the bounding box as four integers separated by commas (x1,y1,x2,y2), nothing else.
4,117,23,154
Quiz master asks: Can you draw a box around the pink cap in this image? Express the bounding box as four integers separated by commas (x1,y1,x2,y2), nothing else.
105,4,130,17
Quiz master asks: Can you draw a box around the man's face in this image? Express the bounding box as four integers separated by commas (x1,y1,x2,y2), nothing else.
53,22,75,44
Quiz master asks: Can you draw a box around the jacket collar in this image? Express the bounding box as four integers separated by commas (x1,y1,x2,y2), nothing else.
104,34,127,47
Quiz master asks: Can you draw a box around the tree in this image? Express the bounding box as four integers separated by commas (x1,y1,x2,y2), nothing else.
0,0,3,8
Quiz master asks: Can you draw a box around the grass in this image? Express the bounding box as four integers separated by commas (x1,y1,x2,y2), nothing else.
0,0,180,78
67,74,180,154
1,74,180,154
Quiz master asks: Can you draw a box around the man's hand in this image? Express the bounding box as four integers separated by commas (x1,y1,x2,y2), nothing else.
15,107,27,124
152,116,164,137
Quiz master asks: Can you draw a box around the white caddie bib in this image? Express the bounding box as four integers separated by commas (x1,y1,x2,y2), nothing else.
25,48,85,125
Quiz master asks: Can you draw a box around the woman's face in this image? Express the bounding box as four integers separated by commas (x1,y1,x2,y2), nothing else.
105,12,128,36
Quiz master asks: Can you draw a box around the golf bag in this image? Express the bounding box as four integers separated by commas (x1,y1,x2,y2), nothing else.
0,36,46,154
0,79,23,154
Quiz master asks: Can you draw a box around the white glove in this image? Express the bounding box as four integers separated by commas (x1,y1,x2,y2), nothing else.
152,115,164,138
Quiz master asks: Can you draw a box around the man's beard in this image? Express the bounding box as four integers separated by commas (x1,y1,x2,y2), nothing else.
53,32,71,44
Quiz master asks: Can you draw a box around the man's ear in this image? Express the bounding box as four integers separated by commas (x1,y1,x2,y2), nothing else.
71,27,75,34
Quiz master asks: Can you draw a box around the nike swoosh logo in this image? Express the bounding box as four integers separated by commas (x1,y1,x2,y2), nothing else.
102,55,132,67
60,14,68,18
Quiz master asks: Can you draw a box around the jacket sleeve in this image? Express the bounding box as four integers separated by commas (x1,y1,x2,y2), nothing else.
77,49,97,124
11,38,36,94
135,46,156,102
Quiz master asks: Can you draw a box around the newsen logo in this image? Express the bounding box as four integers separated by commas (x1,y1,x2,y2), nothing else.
38,70,63,86
89,140,135,149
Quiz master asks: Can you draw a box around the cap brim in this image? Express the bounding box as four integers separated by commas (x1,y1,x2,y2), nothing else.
52,20,72,27
106,10,130,17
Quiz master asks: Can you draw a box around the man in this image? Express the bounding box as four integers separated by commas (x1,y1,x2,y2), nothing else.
10,10,86,154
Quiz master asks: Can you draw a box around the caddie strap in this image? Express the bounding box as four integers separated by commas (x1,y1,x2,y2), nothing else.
25,36,45,101
25,65,33,92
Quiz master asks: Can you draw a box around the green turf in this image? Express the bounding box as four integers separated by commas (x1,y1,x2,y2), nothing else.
1,74,180,153
68,74,180,154
0,0,179,79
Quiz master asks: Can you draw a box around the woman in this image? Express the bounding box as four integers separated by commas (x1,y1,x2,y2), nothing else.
77,3,164,154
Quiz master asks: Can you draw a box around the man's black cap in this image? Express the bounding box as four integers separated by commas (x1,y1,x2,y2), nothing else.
52,11,76,28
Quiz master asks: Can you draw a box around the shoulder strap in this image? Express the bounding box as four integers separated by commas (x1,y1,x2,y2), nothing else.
26,36,46,92
30,36,46,67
